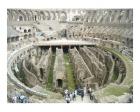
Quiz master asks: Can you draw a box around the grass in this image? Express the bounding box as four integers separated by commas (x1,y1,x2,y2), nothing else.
103,47,133,86
94,46,133,99
102,84,129,96
46,53,56,90
64,53,76,91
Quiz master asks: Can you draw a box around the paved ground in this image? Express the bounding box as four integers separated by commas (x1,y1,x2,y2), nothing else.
64,94,94,103
73,95,94,103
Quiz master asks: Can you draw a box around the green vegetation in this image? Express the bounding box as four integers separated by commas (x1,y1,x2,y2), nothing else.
103,84,129,96
13,61,31,87
112,62,119,81
64,53,76,91
16,61,26,83
103,47,133,86
94,46,133,100
46,53,56,90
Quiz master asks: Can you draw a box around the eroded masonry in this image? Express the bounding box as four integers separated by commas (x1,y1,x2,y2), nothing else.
7,9,133,103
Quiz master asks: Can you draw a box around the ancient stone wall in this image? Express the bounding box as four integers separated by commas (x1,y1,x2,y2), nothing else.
7,45,48,98
23,60,39,87
36,48,52,83
53,48,66,88
69,47,95,87
79,46,107,86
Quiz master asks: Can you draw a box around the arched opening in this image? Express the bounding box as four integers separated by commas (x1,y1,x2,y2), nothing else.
57,79,63,88
18,16,23,21
24,29,27,33
29,34,32,38
40,68,44,79
28,29,31,32
24,34,28,39
76,17,79,21
50,37,53,40
34,15,37,21
63,46,69,53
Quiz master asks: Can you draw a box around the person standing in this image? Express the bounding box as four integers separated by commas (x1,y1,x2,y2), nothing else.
64,89,68,98
88,87,92,100
81,89,84,101
65,94,71,103
12,96,17,103
72,91,76,101
70,92,73,101
84,86,87,95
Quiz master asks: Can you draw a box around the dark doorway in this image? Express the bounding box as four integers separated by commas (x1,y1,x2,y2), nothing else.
40,68,44,79
35,15,37,21
57,79,63,88
63,46,69,53
52,46,61,53
19,16,23,21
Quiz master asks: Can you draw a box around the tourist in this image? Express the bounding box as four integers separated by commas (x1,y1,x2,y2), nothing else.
80,89,84,101
90,92,93,101
12,96,17,103
65,94,71,103
70,92,73,101
77,86,82,95
86,84,89,93
74,89,77,96
84,86,87,95
64,89,69,98
88,87,92,94
19,95,28,103
73,89,77,100
89,90,98,102
88,87,93,100
72,91,76,101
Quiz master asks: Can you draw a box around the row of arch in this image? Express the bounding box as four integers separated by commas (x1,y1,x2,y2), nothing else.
83,9,133,24
7,9,67,21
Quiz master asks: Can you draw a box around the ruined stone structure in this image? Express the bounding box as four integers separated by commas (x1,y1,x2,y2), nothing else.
70,47,94,87
53,48,66,88
7,9,133,103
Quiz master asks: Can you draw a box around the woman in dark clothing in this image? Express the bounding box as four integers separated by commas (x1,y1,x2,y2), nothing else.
81,90,84,101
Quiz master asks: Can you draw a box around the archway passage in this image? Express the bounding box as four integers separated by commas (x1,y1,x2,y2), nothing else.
57,79,63,88
19,16,23,21
40,68,44,79
63,46,69,53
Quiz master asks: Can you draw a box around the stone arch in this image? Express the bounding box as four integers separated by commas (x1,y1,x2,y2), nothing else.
59,11,67,21
24,34,28,39
18,10,27,21
40,11,46,20
50,11,56,20
18,15,23,21
55,11,60,20
23,10,31,21
29,10,34,21
7,10,13,21
32,11,39,21
12,10,19,21
45,11,50,20
36,11,42,20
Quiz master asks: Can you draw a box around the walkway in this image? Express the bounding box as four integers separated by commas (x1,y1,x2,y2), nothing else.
65,94,95,103
73,95,94,103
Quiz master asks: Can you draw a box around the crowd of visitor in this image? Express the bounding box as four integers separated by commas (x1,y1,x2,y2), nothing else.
64,85,97,103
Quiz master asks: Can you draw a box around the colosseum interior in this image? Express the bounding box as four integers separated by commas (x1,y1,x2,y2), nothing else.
7,9,133,103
